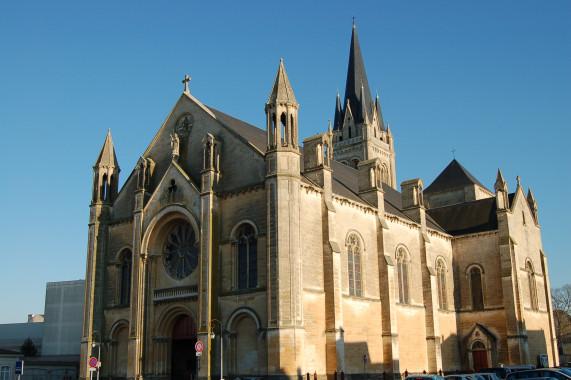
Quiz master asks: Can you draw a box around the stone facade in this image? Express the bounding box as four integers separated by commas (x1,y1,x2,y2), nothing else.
80,24,558,380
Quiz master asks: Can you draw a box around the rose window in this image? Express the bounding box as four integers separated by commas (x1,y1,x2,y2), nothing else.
163,222,198,280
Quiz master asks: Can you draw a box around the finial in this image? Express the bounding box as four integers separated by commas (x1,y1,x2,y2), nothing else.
352,16,356,27
328,119,332,135
516,175,521,187
182,75,191,93
452,148,456,159
280,58,283,63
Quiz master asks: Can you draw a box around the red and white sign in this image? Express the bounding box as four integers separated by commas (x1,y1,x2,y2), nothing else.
195,341,203,353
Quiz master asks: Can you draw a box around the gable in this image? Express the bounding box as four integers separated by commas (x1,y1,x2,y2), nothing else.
142,162,201,229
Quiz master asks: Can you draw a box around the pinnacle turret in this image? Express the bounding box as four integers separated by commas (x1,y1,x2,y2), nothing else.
92,129,120,204
266,59,299,151
267,58,297,106
94,129,119,168
333,91,343,131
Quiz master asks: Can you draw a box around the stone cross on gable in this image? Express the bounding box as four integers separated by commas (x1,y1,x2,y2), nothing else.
182,75,191,93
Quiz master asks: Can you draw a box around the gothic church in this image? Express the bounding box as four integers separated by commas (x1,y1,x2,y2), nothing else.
81,23,558,380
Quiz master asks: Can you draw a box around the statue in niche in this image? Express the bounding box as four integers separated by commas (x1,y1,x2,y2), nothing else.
170,133,180,162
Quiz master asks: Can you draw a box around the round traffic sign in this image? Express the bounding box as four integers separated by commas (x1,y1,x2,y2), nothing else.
195,341,203,353
89,357,98,368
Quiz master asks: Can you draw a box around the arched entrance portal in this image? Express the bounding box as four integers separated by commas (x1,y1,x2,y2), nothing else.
472,341,488,372
171,315,197,380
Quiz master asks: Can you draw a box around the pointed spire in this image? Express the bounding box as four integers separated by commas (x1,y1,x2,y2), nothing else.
527,188,536,204
333,90,343,131
360,82,370,125
375,92,386,131
92,129,120,204
494,168,509,210
386,121,391,135
494,168,508,192
343,22,373,126
268,58,297,105
527,188,539,224
94,129,119,168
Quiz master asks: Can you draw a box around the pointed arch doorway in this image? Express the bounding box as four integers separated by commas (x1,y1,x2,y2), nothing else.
171,315,197,380
472,341,488,372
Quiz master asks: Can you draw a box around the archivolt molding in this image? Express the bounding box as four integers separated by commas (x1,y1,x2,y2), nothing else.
229,219,259,240
154,304,197,337
108,319,130,341
465,263,485,276
113,244,134,263
345,230,366,251
225,306,263,333
141,204,200,256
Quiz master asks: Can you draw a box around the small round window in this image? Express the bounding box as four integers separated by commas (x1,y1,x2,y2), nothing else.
163,222,198,280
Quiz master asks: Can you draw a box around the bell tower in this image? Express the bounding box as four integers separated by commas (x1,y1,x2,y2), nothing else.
331,22,396,189
264,59,305,375
81,130,120,380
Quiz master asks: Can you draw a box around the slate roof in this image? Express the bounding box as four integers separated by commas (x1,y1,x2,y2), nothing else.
426,197,498,236
205,104,447,232
424,159,489,194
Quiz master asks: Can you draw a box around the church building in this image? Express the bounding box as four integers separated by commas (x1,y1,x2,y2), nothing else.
80,23,558,380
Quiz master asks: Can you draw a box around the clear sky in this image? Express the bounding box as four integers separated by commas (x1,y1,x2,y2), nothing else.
0,1,569,324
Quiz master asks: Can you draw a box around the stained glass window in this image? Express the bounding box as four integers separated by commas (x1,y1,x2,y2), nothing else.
436,259,447,310
120,250,132,305
470,267,484,310
397,248,409,304
238,224,257,289
347,234,362,297
163,222,198,280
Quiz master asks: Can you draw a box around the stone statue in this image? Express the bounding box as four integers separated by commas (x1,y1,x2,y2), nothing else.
170,133,180,161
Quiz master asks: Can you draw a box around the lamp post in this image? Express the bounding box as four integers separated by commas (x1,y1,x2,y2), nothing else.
91,331,101,380
209,319,224,380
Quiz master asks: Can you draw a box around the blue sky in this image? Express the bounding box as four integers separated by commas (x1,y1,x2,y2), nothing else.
0,1,569,323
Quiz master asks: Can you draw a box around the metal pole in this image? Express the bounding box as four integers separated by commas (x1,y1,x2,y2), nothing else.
220,331,223,380
97,343,101,380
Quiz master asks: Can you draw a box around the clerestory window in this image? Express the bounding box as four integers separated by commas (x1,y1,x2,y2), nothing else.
347,234,362,297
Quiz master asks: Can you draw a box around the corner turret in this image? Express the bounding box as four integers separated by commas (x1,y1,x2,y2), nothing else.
92,130,120,204
266,59,299,152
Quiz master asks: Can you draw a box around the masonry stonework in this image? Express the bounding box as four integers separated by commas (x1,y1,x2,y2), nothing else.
80,23,558,380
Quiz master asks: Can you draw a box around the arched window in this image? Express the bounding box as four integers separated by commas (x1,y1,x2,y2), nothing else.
280,113,287,146
237,224,257,289
351,159,360,169
396,247,409,304
470,267,484,310
436,259,447,310
347,234,362,296
120,249,132,305
526,261,538,310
